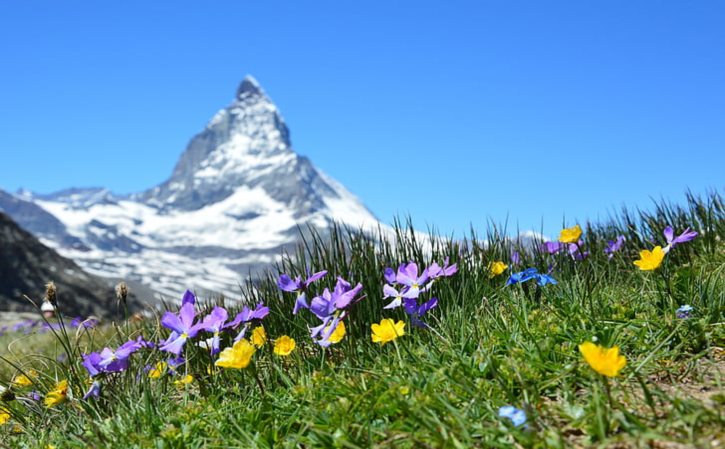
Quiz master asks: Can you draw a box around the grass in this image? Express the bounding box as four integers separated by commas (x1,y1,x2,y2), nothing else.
1,190,723,448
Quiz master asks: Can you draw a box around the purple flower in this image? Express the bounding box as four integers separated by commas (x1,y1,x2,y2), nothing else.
395,263,430,299
676,304,693,319
181,289,196,306
540,241,564,254
604,235,626,260
28,391,42,401
98,339,144,373
82,380,101,400
383,284,405,309
383,267,396,284
305,277,363,347
159,303,204,355
428,258,458,280
498,405,527,427
663,226,698,253
567,242,589,261
201,306,228,355
82,352,103,377
403,297,439,328
278,270,328,314
225,302,269,342
511,251,521,265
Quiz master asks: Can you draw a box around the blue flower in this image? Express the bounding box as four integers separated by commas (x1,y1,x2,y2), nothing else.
506,268,557,286
498,405,527,427
676,304,693,319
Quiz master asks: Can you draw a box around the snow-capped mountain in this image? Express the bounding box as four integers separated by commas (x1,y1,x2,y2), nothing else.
0,76,379,301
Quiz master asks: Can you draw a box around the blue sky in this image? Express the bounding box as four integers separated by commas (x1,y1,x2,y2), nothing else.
1,1,723,237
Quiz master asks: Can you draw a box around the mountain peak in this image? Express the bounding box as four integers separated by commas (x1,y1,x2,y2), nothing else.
236,75,264,99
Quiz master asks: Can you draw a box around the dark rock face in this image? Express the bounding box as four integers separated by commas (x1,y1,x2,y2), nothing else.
0,212,139,317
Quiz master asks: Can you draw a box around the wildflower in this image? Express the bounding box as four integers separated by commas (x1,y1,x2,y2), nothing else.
383,284,406,309
383,267,396,284
488,261,508,278
27,391,41,402
200,306,228,355
273,336,296,356
174,374,194,388
498,405,527,427
540,241,564,254
506,268,557,286
578,342,626,377
567,241,589,261
216,339,256,369
97,339,144,373
0,408,9,425
44,380,69,407
251,326,267,348
633,246,665,271
307,278,362,347
511,251,521,265
428,258,458,280
395,263,430,299
403,297,438,328
278,270,328,314
676,304,693,319
559,224,582,243
398,385,410,395
371,318,405,345
167,356,186,375
663,226,698,253
327,321,346,344
181,289,196,306
82,380,101,400
160,302,204,355
12,370,36,387
604,235,626,260
148,362,168,379
226,302,269,342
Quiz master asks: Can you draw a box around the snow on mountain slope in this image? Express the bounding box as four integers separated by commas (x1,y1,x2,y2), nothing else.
1,76,378,301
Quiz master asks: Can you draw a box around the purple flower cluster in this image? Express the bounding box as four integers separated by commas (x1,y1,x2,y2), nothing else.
159,290,269,355
1,316,98,337
382,259,457,328
278,271,364,347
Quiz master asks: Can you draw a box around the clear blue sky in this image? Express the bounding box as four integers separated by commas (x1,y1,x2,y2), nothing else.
1,1,723,237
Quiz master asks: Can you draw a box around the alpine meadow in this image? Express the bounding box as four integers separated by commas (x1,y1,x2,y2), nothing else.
1,191,723,448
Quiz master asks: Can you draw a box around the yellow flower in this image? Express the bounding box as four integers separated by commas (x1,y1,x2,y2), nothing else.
487,261,508,278
44,379,69,408
12,370,37,387
371,319,405,345
251,326,267,348
633,246,665,271
559,224,582,243
327,321,346,345
0,409,10,425
578,342,626,377
148,362,167,379
215,339,256,369
174,374,194,388
273,336,296,356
